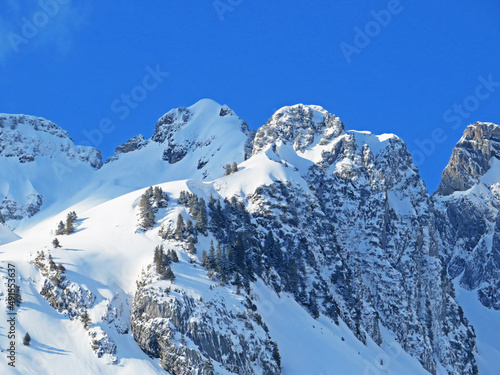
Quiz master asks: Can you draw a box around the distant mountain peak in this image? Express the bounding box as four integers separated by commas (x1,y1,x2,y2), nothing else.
436,121,500,195
0,113,102,168
0,113,69,138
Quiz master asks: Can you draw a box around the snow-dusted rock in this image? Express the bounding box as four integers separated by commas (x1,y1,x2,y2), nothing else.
0,114,102,227
435,122,500,310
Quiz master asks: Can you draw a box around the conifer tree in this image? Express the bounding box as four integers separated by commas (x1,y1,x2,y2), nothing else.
175,214,185,240
186,219,194,235
48,254,56,271
234,237,246,273
215,242,224,274
196,200,207,233
139,194,155,230
80,310,91,330
56,221,66,235
231,161,238,173
204,358,215,375
208,241,216,270
154,245,161,266
224,164,231,176
65,213,75,235
153,186,168,208
52,238,61,248
170,250,179,263
187,236,196,254
23,332,31,346
165,266,175,282
286,258,299,294
155,245,166,277
233,272,243,287
226,244,235,274
201,250,208,267
208,195,216,211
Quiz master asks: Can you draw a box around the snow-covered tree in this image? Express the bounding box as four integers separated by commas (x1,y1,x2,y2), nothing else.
80,310,91,330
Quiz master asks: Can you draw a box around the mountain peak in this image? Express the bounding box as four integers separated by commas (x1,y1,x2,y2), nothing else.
0,113,102,168
252,104,344,154
151,99,243,144
0,113,69,138
436,121,500,195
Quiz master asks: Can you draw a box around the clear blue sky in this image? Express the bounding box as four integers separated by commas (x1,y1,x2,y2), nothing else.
1,0,499,192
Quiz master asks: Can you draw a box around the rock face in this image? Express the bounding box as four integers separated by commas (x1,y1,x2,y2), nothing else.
434,122,500,310
131,268,281,375
105,134,149,163
1,193,43,222
436,122,500,195
246,105,476,374
130,104,478,375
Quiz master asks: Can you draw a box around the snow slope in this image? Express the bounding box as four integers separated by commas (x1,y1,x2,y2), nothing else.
0,178,437,374
454,281,500,375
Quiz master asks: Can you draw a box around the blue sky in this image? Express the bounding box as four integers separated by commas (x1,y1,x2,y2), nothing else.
1,0,499,192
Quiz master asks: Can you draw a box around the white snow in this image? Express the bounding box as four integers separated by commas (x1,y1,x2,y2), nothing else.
454,281,500,375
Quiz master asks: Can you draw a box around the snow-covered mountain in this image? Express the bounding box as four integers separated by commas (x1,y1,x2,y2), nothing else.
0,100,498,374
102,99,252,187
0,114,102,229
434,122,500,310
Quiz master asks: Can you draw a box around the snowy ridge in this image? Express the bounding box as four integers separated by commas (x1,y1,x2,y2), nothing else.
0,113,102,168
0,114,102,229
98,99,251,192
